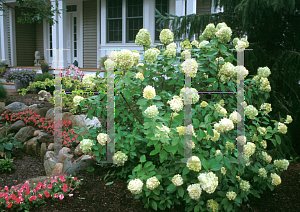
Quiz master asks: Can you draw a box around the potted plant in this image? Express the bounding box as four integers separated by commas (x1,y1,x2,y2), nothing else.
41,60,49,73
3,68,37,92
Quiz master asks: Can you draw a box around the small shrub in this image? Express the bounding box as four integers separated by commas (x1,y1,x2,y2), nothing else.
0,67,6,77
33,73,54,82
0,159,15,173
0,82,7,99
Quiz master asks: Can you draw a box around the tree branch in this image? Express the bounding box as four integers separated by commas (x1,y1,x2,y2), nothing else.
119,92,143,126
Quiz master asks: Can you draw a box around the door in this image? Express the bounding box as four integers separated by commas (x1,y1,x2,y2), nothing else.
66,12,78,67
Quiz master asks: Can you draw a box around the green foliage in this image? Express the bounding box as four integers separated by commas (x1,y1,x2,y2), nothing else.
33,73,54,82
0,123,23,159
0,159,15,173
0,66,6,77
0,82,7,99
32,73,55,94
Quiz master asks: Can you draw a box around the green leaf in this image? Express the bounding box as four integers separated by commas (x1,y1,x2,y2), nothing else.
167,184,176,192
87,166,95,172
178,186,184,197
194,205,200,212
150,146,160,156
4,143,13,150
217,191,225,197
213,82,218,90
105,181,114,186
144,161,152,168
210,163,223,171
140,155,146,163
123,90,130,99
207,125,214,137
201,157,208,170
207,78,217,83
137,98,147,106
275,135,281,144
182,166,190,175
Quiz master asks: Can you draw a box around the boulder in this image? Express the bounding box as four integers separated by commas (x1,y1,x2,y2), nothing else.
79,114,101,129
45,108,54,120
8,120,25,133
52,163,63,175
37,108,48,117
47,143,54,151
0,102,5,115
34,130,42,137
57,147,73,163
37,133,54,144
40,143,47,161
62,112,74,123
38,90,52,102
28,104,39,114
71,114,101,136
62,158,72,174
24,137,41,156
64,155,96,175
71,115,87,130
44,151,58,176
14,126,35,143
74,144,83,156
0,126,7,137
4,102,28,113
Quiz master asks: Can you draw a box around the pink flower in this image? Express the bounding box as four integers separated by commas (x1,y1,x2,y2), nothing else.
29,195,37,202
54,193,59,198
47,184,52,189
59,194,64,200
63,184,68,192
68,194,73,197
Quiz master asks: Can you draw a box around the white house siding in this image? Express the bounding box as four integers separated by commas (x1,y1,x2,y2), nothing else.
83,0,97,68
196,0,211,14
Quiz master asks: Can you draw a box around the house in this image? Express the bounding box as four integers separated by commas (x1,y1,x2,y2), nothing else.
0,0,220,71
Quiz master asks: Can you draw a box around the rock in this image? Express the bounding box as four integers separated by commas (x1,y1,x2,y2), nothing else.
28,104,39,114
26,173,63,186
0,126,7,137
58,147,73,163
52,163,63,175
0,102,5,115
37,108,48,117
34,130,42,137
8,120,25,133
38,90,52,102
62,112,73,123
71,114,101,136
44,151,58,176
65,155,96,175
14,126,35,143
74,144,83,156
79,114,101,129
4,102,28,113
40,143,47,161
62,158,72,174
45,108,54,120
37,133,54,144
47,143,54,151
71,115,87,130
24,137,41,156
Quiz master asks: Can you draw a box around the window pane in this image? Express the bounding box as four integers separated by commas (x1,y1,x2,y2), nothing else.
107,0,122,18
127,18,143,42
74,50,77,57
107,19,122,42
127,0,143,42
74,33,77,41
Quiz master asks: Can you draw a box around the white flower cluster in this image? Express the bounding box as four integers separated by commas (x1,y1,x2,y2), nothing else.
202,23,217,39
261,140,267,149
198,172,219,194
206,129,220,142
187,156,202,172
176,125,197,137
136,72,144,81
214,118,234,133
108,51,117,61
172,174,184,186
128,178,143,195
179,87,199,104
187,183,202,200
239,180,250,192
168,96,184,112
114,49,134,70
229,111,242,123
233,38,249,52
143,85,156,100
207,199,219,212
80,139,94,154
244,142,256,157
271,173,281,186
167,42,177,49
191,40,199,48
112,151,128,167
146,176,160,190
257,127,267,135
181,59,198,78
82,74,96,88
277,122,288,134
245,105,258,120
135,29,152,47
164,46,177,58
221,167,227,175
219,62,235,83
274,159,289,171
132,50,140,66
226,191,237,201
144,48,160,64
181,49,191,59
199,40,210,49
225,141,235,151
215,23,232,43
259,77,271,92
73,95,84,107
262,151,272,164
215,149,222,156
159,29,174,44
104,58,115,70
258,168,267,178
180,40,192,49
237,135,247,145
144,105,159,118
257,67,271,78
260,103,272,114
235,65,249,80
97,133,108,146
200,101,208,108
156,124,171,138
285,115,293,124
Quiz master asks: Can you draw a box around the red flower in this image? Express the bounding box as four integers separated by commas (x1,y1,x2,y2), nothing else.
7,202,12,208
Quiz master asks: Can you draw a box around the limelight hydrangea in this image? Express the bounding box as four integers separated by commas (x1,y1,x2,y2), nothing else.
159,29,174,44
261,140,267,149
97,133,108,146
176,126,185,135
215,26,232,43
216,22,228,30
214,118,234,133
258,168,267,178
164,47,176,58
180,40,192,49
285,115,293,124
80,139,94,154
168,96,184,112
259,77,271,92
225,141,235,151
187,156,202,172
237,135,247,145
245,105,258,120
167,42,177,49
229,111,241,123
260,103,272,114
136,72,144,81
198,172,219,194
144,48,159,64
191,40,199,48
187,183,202,200
206,129,220,142
220,62,235,77
277,122,288,134
181,59,198,78
244,142,256,157
73,96,84,106
207,199,219,212
82,74,96,88
172,174,184,186
257,127,267,135
215,150,222,156
156,124,171,138
104,58,115,70
235,39,249,52
257,67,271,78
262,151,272,164
235,65,249,79
108,51,117,61
239,180,250,192
199,40,210,49
144,105,159,118
200,101,208,108
221,167,227,175
202,23,217,39
114,49,134,70
187,140,195,149
143,85,156,100
128,178,143,195
146,176,160,190
271,173,281,186
181,49,191,59
226,191,237,201
131,50,140,66
112,151,128,167
236,175,241,180
135,29,152,47
180,87,199,104
274,159,289,171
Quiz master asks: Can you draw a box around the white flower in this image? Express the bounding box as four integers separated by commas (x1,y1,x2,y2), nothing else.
239,180,250,192
221,167,227,175
214,118,234,132
215,26,232,43
112,151,128,167
237,135,247,145
82,74,96,88
156,124,171,138
159,29,174,44
262,151,272,164
199,40,210,48
135,29,152,47
172,174,184,186
206,129,220,142
226,191,237,201
144,48,160,64
146,176,160,190
200,101,208,108
274,159,289,171
167,42,177,49
257,67,271,78
80,139,94,154
132,50,140,66
187,156,202,172
202,23,217,39
271,173,281,186
215,150,222,156
128,178,143,195
235,65,249,79
181,59,198,78
235,40,248,52
167,96,184,112
258,168,267,178
97,133,108,146
220,62,235,77
181,49,191,59
144,105,159,118
198,172,219,194
136,72,144,81
261,140,267,149
244,142,256,157
179,87,199,104
143,85,156,100
277,122,287,134
285,115,293,124
245,105,258,120
104,59,115,70
229,111,241,123
73,96,84,107
114,49,134,70
187,183,202,200
260,103,272,114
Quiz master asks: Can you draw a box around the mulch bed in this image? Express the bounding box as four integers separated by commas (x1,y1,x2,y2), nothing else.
1,148,300,212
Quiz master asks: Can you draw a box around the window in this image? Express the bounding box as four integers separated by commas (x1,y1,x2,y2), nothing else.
67,5,77,12
126,0,143,43
73,17,77,57
107,0,122,43
49,25,52,57
155,0,169,42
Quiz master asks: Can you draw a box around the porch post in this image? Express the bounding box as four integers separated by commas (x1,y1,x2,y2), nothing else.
186,0,197,15
175,0,185,17
0,4,10,66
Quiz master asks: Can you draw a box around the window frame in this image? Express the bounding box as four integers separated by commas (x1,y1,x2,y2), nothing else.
155,0,169,42
106,0,123,43
126,0,143,43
